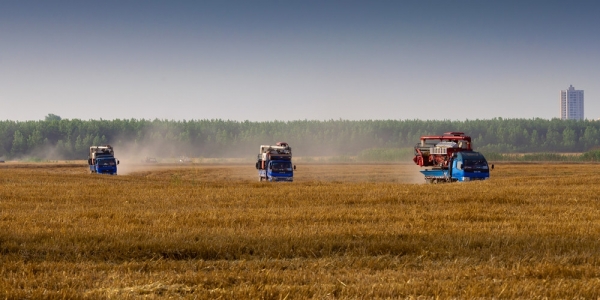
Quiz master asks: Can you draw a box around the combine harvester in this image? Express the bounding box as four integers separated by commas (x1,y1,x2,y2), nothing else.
413,132,492,183
256,142,295,182
88,145,119,175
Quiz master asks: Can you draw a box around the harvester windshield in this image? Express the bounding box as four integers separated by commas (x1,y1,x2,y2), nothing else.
463,159,488,169
457,151,489,171
97,158,116,166
271,162,292,172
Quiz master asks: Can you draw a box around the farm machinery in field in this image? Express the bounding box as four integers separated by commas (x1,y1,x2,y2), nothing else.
256,142,296,182
413,132,491,183
88,145,119,175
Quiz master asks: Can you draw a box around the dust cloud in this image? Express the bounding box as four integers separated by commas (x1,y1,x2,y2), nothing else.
110,134,258,175
396,163,426,184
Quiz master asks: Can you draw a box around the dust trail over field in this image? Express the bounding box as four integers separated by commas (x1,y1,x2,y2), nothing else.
290,163,424,183
119,163,425,184
107,135,428,181
398,163,426,184
111,131,258,175
107,138,186,175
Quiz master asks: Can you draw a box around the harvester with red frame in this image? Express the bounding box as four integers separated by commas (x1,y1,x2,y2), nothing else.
413,132,491,183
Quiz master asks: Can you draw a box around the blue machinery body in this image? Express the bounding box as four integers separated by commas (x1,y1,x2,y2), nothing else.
258,160,294,182
420,151,490,183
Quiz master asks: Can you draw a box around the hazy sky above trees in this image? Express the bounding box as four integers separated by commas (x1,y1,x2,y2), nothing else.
1,0,599,121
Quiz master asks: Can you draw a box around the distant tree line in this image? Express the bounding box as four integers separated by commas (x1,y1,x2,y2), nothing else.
1,115,600,160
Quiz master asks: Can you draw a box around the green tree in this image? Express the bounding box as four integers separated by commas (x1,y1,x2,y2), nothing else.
562,128,576,149
581,126,599,150
27,128,44,150
544,129,561,149
44,114,62,122
11,130,26,156
74,135,87,153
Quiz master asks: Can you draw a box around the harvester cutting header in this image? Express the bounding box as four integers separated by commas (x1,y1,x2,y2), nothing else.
413,132,491,183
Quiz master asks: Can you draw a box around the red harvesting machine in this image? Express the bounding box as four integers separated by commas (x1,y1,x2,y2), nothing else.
413,132,473,168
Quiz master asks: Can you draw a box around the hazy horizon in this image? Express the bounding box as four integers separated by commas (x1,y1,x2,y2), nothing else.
2,115,597,123
2,1,599,122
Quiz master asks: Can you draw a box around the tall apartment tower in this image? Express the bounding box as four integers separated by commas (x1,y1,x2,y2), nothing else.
560,85,584,120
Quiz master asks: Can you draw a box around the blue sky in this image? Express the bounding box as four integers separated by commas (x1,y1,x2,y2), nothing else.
1,1,599,121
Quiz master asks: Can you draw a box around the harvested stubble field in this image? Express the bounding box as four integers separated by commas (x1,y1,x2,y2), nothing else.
1,162,600,299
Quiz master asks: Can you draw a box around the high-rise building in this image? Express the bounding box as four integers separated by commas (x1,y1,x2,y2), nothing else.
560,85,584,120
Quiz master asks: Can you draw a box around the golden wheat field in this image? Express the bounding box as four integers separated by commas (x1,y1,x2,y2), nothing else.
1,161,600,299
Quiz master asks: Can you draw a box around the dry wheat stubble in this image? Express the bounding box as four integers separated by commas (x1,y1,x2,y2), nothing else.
1,163,600,298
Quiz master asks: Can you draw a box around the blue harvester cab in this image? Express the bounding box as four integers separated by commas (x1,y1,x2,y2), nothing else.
449,151,490,181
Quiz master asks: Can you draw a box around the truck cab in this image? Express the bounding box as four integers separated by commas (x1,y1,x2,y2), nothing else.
90,157,119,174
258,160,294,182
448,151,490,182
